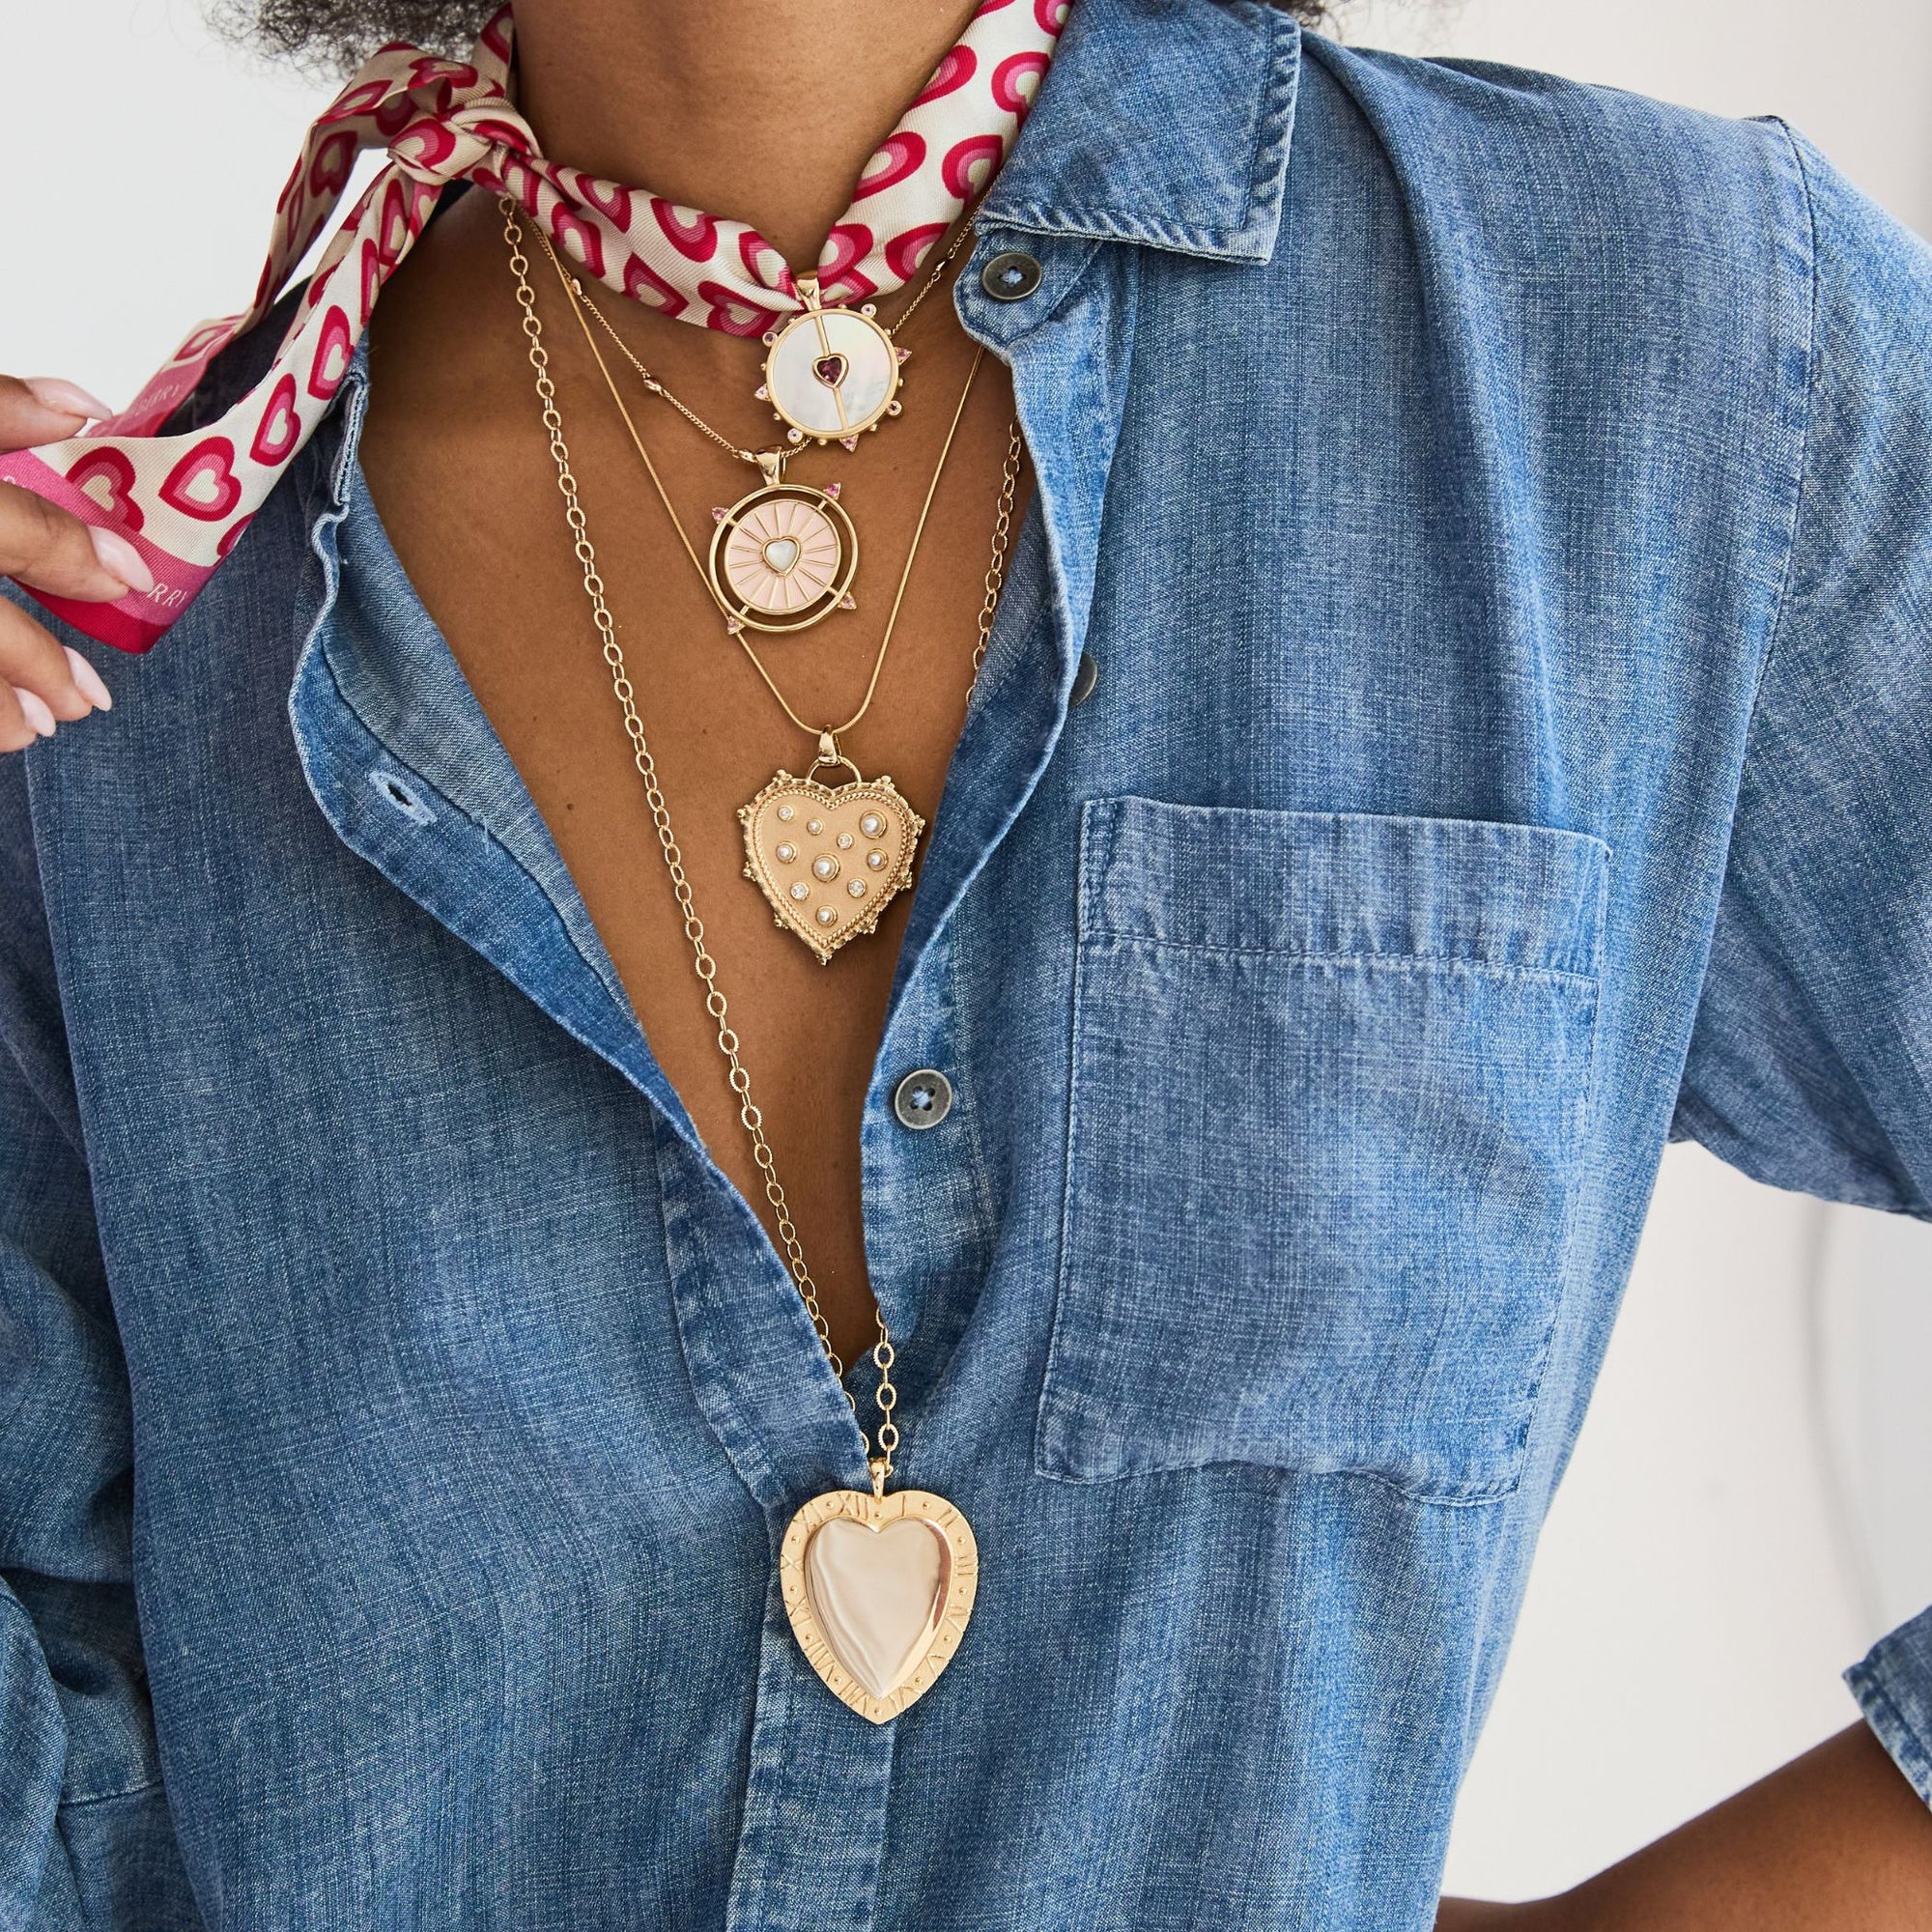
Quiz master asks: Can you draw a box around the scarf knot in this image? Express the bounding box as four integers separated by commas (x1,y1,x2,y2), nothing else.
0,0,1066,654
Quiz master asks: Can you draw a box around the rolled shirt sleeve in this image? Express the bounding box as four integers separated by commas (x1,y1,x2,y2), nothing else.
1670,129,1932,1799
1848,1610,1932,1808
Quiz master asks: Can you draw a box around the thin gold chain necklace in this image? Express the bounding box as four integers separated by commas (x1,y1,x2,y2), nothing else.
512,204,1023,964
566,210,976,464
506,201,1023,1719
535,213,980,639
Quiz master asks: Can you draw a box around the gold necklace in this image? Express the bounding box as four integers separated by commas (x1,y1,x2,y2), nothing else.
506,198,1002,1723
511,205,1021,963
756,211,981,450
534,228,856,639
538,217,977,637
570,213,972,460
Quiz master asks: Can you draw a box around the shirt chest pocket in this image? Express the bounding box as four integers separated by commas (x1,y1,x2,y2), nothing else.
1037,798,1609,1503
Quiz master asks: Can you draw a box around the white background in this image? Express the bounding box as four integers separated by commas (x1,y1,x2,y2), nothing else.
5,0,1931,1905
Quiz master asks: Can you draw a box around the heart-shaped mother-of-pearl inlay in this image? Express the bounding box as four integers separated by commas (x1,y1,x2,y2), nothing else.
781,1488,980,1722
807,1519,949,1698
761,536,801,574
740,772,924,961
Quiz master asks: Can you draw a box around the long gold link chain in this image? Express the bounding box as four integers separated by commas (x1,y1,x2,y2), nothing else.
973,422,1025,689
501,201,1025,1491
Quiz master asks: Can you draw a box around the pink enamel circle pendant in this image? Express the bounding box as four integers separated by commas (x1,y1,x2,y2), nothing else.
707,456,859,636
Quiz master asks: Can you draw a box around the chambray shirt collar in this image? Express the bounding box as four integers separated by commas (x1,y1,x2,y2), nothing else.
983,0,1300,261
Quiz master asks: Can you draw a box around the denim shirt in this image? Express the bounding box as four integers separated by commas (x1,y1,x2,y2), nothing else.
7,3,1932,1926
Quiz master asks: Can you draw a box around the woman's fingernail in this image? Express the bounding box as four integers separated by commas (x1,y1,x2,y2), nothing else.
13,688,57,737
23,377,118,423
64,646,113,712
87,526,155,596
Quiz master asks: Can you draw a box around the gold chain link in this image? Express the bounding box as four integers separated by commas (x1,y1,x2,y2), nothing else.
973,421,1025,688
501,201,1026,1492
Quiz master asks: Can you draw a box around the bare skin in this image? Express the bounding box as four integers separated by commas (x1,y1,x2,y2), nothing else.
5,0,1929,1916
1437,1722,1932,1928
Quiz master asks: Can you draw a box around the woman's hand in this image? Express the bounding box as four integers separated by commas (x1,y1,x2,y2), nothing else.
0,375,131,751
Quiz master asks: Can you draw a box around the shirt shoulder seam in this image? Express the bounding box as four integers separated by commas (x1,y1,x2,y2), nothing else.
1739,114,1824,739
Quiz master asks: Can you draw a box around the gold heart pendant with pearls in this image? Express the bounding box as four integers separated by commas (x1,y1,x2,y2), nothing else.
780,1487,979,1722
740,767,923,962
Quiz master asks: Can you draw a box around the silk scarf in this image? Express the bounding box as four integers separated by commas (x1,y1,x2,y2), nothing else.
1,0,1065,653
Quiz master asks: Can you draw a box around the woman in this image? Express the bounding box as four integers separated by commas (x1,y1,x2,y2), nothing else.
2,0,1929,1924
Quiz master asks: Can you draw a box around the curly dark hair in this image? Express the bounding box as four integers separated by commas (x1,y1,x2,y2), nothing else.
213,0,1330,76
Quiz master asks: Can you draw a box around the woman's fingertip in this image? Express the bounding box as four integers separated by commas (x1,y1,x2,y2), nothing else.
63,646,113,712
13,688,57,738
23,377,117,423
87,525,155,596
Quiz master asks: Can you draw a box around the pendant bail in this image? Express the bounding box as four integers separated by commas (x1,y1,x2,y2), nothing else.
808,731,862,783
868,1457,890,1499
755,448,786,487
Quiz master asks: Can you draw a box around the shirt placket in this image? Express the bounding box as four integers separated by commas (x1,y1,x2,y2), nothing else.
724,236,1136,1927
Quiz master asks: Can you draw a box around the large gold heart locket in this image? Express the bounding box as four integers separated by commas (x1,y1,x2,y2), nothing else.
740,759,923,962
781,1487,979,1722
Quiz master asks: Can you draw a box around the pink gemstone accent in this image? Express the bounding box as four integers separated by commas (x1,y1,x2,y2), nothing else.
812,354,849,388
839,436,860,451
824,481,841,497
713,506,729,522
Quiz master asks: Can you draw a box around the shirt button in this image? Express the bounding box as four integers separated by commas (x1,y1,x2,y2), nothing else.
893,1068,954,1131
1069,651,1099,706
980,251,1043,302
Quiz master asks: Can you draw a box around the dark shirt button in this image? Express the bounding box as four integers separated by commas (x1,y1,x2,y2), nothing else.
1069,651,1099,706
981,251,1044,302
893,1068,954,1131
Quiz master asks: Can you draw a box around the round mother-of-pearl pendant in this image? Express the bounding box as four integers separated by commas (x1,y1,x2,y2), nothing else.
707,478,859,635
760,285,902,446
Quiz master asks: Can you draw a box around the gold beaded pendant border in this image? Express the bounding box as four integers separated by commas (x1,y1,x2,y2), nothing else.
780,1488,980,1724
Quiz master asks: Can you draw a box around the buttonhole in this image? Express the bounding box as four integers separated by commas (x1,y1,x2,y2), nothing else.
369,768,436,826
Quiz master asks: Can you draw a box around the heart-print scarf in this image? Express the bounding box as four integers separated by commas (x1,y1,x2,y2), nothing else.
1,0,1065,654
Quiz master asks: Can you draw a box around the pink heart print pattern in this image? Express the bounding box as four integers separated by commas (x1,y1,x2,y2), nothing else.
0,0,1065,653
66,449,143,532
157,440,244,523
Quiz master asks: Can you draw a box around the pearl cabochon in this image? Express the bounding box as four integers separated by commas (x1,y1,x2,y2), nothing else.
806,1518,951,1699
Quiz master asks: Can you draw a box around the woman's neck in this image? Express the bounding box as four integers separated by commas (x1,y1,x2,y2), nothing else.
513,0,982,269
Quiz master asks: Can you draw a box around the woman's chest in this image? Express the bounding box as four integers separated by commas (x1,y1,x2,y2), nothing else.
355,270,1030,1365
